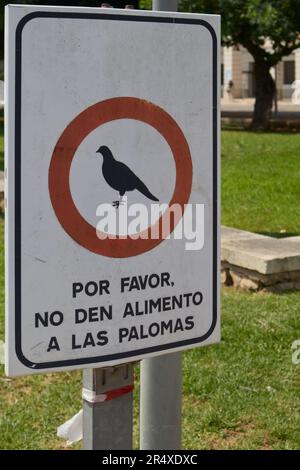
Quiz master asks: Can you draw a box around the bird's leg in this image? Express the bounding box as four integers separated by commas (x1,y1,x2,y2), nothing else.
113,193,124,209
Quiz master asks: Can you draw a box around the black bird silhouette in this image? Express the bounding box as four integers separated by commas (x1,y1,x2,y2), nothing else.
96,146,159,208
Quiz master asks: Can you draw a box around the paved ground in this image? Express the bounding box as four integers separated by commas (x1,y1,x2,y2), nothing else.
221,99,300,120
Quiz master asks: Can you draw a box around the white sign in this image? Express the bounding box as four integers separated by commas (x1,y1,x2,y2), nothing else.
5,5,220,376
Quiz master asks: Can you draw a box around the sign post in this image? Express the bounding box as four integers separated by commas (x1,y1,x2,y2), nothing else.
140,351,182,449
5,4,220,450
152,0,178,11
139,0,182,453
83,364,134,450
81,3,135,452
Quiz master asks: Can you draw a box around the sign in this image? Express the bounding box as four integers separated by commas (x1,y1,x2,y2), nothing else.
5,5,220,376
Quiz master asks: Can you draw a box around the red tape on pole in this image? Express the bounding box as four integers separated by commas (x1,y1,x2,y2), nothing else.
105,384,134,401
82,384,134,403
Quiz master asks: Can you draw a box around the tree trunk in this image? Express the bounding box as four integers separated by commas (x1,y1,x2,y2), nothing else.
251,61,276,130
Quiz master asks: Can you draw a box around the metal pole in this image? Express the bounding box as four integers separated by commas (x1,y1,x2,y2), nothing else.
152,0,178,10
83,364,134,450
140,0,181,451
81,7,135,453
140,353,182,449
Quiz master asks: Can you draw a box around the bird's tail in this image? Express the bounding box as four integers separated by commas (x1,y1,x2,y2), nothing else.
136,179,159,202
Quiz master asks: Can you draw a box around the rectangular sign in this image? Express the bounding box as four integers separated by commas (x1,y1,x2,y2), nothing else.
5,5,220,375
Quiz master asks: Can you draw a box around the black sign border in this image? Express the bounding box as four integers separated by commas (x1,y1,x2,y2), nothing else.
14,11,219,370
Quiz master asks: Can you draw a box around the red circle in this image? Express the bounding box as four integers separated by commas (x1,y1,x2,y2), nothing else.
49,97,193,258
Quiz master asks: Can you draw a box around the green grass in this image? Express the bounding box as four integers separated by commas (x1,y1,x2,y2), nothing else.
0,120,3,172
182,289,300,449
222,130,300,237
1,267,300,449
1,127,300,449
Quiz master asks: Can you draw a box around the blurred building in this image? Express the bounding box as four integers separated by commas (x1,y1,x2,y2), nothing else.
221,45,300,101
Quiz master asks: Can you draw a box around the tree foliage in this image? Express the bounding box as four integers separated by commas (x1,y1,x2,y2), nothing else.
2,0,300,128
180,1,300,65
139,0,151,8
2,1,300,67
180,1,300,128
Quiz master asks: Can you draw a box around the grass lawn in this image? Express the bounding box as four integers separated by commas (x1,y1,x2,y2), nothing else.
0,254,300,449
0,120,3,171
222,130,300,237
0,126,300,449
